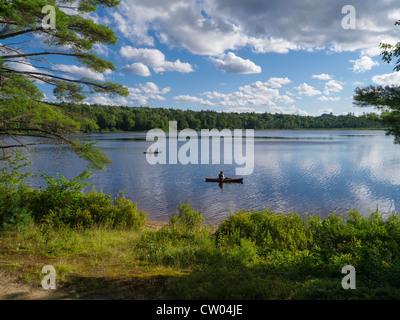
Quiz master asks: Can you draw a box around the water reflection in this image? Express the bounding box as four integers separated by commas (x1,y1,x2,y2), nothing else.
15,130,400,225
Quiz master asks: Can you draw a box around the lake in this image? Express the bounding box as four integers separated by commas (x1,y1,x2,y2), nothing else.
21,129,400,225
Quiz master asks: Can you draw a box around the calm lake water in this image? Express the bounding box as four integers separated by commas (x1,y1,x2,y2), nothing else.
20,130,400,225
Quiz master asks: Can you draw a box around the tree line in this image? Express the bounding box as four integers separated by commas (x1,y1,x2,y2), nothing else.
55,102,386,133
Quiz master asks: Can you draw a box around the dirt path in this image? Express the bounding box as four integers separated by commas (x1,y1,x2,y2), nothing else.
0,270,74,300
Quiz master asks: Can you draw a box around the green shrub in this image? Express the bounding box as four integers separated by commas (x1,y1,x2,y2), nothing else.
169,202,205,233
216,209,313,253
108,191,147,230
0,159,148,230
0,151,34,231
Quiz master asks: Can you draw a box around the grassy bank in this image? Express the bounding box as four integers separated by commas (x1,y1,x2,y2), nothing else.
2,207,400,300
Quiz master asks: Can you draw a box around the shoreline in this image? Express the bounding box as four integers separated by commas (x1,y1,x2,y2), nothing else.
86,127,387,134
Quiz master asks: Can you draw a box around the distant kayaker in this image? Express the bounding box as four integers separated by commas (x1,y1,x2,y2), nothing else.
219,171,225,181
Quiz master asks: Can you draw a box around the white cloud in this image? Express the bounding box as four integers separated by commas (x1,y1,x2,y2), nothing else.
93,44,111,57
295,83,321,96
318,96,341,101
120,47,194,74
269,106,310,116
87,82,171,106
275,95,296,104
52,64,112,81
174,95,215,106
113,1,248,56
372,72,400,86
110,0,400,57
225,107,260,113
247,37,301,54
350,56,379,73
129,82,171,105
312,74,332,81
323,80,344,95
86,94,129,106
6,61,40,73
265,77,292,88
174,77,294,109
211,52,261,74
122,63,152,77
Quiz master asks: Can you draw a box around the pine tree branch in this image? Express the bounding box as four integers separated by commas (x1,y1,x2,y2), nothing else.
2,52,84,60
0,28,41,41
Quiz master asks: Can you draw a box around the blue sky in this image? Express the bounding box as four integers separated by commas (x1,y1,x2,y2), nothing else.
30,0,400,116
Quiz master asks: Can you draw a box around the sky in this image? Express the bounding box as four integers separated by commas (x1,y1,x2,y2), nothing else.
30,0,400,116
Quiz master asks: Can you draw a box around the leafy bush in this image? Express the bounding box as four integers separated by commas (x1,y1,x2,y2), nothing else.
169,202,205,233
29,173,147,230
215,208,400,286
0,152,34,231
216,209,313,253
1,156,147,230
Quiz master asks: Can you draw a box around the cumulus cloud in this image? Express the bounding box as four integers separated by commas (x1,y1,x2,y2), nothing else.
6,61,40,73
350,56,379,73
211,52,261,74
173,77,295,109
318,96,341,101
86,94,129,106
275,95,296,104
269,106,310,116
93,44,111,57
323,80,344,95
295,83,321,96
109,0,400,57
265,77,292,88
174,95,215,106
247,37,300,54
372,72,400,86
52,64,112,81
122,63,151,77
120,47,194,74
86,82,171,106
312,74,332,80
225,107,260,113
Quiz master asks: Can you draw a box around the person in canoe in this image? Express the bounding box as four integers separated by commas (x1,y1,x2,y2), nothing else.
218,171,225,181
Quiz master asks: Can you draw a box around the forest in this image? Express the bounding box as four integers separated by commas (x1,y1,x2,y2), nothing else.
54,102,385,133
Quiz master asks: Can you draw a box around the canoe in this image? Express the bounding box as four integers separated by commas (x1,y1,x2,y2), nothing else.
205,178,243,184
143,151,162,154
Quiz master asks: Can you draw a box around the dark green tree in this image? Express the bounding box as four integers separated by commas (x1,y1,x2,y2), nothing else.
0,0,129,169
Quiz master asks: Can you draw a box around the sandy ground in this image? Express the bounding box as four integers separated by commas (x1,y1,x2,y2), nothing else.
0,270,74,300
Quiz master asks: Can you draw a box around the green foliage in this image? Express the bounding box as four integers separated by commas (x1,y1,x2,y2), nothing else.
216,209,313,252
169,202,205,233
70,139,111,170
0,157,146,231
27,172,146,230
0,151,34,231
53,102,385,133
215,209,400,284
